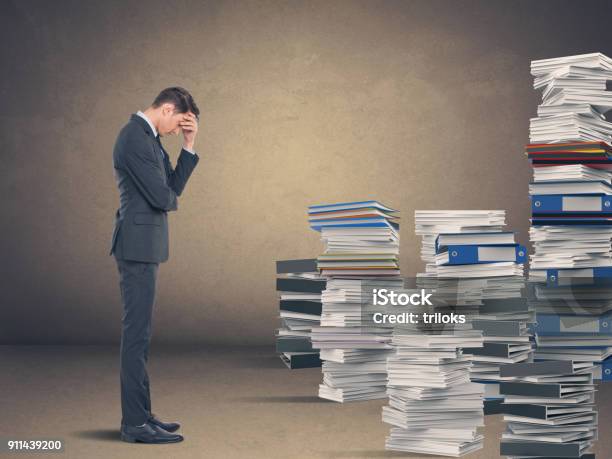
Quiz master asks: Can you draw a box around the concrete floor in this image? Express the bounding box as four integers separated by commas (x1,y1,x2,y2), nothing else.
1,345,610,459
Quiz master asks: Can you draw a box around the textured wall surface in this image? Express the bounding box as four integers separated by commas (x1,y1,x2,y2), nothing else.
1,0,611,344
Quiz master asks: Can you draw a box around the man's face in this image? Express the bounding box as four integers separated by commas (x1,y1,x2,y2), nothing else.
158,103,187,136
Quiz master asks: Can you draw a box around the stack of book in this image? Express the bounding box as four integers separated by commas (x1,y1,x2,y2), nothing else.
309,201,400,277
308,201,403,402
499,360,598,459
528,52,612,393
275,259,325,369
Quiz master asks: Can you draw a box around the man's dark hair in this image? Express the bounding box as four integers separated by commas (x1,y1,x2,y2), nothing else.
152,87,200,118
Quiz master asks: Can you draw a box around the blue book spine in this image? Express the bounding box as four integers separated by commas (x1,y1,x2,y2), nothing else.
531,194,612,214
546,267,612,285
532,217,612,225
533,313,612,335
440,244,526,265
434,232,515,252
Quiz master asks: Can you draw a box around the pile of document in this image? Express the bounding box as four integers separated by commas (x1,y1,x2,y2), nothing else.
414,212,531,412
309,201,402,402
275,259,324,369
528,246,612,390
499,360,597,458
530,52,612,144
383,210,523,456
529,225,612,270
530,281,612,383
414,210,523,278
383,329,485,456
528,53,612,387
468,294,535,415
309,201,400,277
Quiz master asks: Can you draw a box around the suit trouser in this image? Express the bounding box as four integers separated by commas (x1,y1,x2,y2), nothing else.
115,257,159,426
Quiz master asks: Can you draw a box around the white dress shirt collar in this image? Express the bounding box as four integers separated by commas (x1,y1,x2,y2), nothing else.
136,110,158,138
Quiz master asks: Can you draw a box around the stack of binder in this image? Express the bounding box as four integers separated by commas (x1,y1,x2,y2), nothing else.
308,201,402,402
414,210,530,414
468,295,535,415
275,259,324,369
528,52,612,389
499,360,598,459
530,282,612,383
415,210,523,278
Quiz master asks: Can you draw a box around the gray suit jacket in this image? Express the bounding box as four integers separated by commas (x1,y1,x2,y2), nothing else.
110,114,199,263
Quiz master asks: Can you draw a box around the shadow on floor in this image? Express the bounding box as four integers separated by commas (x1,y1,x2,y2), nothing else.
323,450,420,458
233,356,289,370
236,395,331,403
72,429,120,442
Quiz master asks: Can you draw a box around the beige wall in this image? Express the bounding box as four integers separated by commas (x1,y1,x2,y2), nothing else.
2,0,611,344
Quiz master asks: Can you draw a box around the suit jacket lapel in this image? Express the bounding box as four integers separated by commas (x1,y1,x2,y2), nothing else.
156,141,172,178
152,140,169,182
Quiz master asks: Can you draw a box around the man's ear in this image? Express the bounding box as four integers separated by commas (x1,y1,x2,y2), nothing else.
162,103,174,116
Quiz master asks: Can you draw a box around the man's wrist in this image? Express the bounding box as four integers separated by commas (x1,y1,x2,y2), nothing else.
183,143,196,154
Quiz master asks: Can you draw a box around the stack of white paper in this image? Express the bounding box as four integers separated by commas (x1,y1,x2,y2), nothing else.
415,210,534,428
383,330,485,456
381,210,529,455
311,278,403,402
528,225,612,274
530,52,612,143
532,164,612,183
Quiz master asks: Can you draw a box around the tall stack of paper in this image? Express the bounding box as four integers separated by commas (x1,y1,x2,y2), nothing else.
530,53,612,144
309,201,402,402
501,52,612,459
275,259,324,369
414,211,531,413
528,53,612,394
383,211,524,456
499,360,598,459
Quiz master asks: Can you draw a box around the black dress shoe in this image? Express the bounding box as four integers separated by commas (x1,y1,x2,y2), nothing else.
120,422,183,444
147,413,181,433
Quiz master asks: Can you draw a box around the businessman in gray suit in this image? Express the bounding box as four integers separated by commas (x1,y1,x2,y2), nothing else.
110,87,199,444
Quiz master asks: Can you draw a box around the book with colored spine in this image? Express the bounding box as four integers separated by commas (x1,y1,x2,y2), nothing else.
309,201,402,402
435,244,527,266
